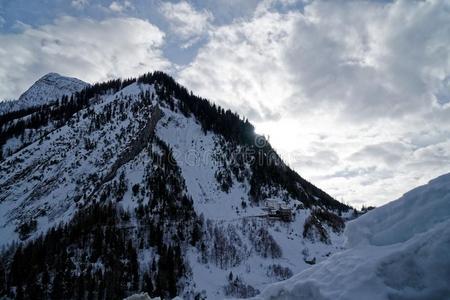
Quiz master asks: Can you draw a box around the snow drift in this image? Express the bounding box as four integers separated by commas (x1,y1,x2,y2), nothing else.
124,293,182,300
250,173,450,300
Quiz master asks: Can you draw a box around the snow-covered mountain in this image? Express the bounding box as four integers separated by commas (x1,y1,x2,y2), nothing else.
251,172,450,300
0,72,88,115
0,72,351,299
0,73,89,157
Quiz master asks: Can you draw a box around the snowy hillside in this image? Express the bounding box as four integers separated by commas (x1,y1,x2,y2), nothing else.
0,72,351,299
0,72,88,115
251,173,450,300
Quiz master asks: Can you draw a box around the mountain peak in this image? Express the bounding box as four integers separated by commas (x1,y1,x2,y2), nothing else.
18,72,89,105
39,72,63,80
0,73,89,115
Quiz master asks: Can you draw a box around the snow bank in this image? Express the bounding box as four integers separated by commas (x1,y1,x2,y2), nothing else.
124,293,152,300
249,173,450,300
124,293,183,300
345,173,450,247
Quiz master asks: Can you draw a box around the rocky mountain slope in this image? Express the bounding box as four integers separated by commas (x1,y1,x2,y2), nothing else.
0,72,351,299
250,173,450,300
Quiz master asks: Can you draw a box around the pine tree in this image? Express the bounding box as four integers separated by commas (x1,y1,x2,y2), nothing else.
51,272,63,300
142,272,153,295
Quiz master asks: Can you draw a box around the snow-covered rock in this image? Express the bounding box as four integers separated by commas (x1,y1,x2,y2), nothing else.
18,72,88,105
0,72,88,114
250,173,450,300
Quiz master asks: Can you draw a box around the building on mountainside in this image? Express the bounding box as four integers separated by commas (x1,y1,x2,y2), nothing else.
265,200,293,222
264,199,279,214
276,207,293,222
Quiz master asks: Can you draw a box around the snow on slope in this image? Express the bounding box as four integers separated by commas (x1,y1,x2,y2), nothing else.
155,106,349,298
156,107,259,221
0,82,155,246
0,72,88,114
250,173,450,300
1,76,350,298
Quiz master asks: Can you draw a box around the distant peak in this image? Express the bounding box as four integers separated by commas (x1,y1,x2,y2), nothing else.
37,72,86,84
14,72,89,109
40,72,62,79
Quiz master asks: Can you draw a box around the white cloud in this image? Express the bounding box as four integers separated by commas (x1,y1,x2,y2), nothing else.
71,0,89,9
0,16,170,100
179,0,450,207
160,1,213,46
109,1,133,13
284,0,450,121
178,11,295,121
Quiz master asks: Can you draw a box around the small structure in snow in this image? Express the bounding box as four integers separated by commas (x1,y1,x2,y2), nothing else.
265,200,293,222
277,207,293,222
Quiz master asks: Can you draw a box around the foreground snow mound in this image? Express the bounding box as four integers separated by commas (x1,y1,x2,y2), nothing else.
124,293,153,300
251,173,450,300
345,173,450,248
124,293,183,300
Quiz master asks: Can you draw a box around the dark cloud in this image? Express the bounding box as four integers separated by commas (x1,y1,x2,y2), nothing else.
349,142,409,166
290,150,339,171
325,166,377,180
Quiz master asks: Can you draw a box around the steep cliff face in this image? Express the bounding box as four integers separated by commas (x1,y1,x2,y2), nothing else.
0,72,352,299
92,105,162,195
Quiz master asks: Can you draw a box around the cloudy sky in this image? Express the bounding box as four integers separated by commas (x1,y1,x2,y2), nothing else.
1,0,449,207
